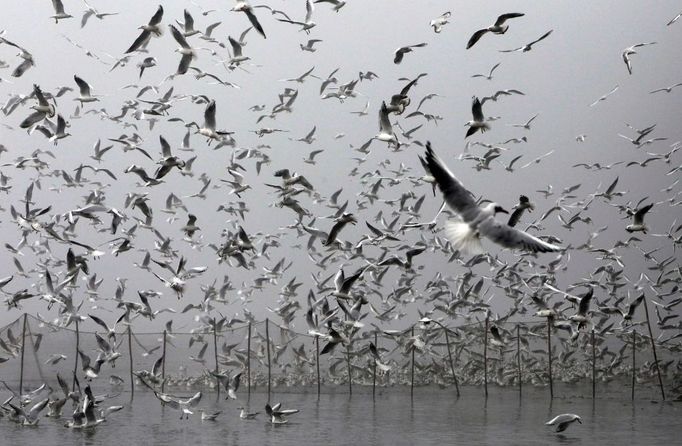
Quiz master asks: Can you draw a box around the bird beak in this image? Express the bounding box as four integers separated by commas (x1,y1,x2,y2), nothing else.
495,206,509,214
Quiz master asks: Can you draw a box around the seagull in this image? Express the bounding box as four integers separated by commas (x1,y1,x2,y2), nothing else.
81,0,118,28
157,390,202,419
211,371,242,399
471,62,501,80
324,212,357,245
507,195,534,227
467,13,525,49
33,114,71,145
0,36,34,77
232,1,267,39
73,75,99,104
169,25,196,75
188,100,232,144
8,397,49,425
226,36,250,68
622,42,656,75
313,0,346,12
430,11,451,33
424,142,562,254
667,11,682,26
125,5,164,53
277,0,316,34
239,407,259,419
545,414,582,433
265,402,299,424
508,113,539,130
465,97,490,138
137,57,157,78
626,203,653,233
374,101,400,147
300,39,322,52
50,0,73,23
394,43,427,64
19,84,55,129
499,30,553,52
649,82,682,94
589,84,619,107
176,9,201,37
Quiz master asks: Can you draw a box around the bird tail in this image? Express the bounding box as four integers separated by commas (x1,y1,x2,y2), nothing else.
445,220,483,255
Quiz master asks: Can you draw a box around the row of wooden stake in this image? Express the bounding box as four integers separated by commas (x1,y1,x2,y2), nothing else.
15,308,666,401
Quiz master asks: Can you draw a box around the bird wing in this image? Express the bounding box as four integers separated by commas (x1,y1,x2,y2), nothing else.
12,58,33,77
478,217,562,253
633,203,653,225
125,30,151,54
149,5,164,26
89,314,110,332
177,53,193,75
204,100,216,129
495,12,525,26
578,288,593,316
471,97,484,121
467,29,489,49
423,142,479,222
529,29,553,46
244,9,266,38
169,24,191,49
378,101,394,135
74,75,91,96
152,354,164,376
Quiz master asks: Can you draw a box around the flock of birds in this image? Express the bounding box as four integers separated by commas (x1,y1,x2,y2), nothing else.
0,0,681,435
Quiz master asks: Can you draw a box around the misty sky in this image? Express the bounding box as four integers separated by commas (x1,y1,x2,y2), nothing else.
0,0,680,333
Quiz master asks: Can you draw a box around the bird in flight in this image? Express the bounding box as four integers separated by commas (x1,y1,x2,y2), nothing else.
423,142,562,254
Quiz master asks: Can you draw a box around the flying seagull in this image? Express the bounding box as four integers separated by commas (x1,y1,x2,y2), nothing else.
423,142,562,254
232,1,266,39
499,30,553,52
622,42,656,75
125,5,164,53
465,97,489,138
467,13,525,49
393,43,427,64
471,62,501,80
430,11,451,33
626,203,653,233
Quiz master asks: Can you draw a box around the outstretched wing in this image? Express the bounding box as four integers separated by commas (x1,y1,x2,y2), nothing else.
423,142,478,222
478,218,562,253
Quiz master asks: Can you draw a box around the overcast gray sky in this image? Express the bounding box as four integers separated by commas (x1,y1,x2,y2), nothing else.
0,0,680,333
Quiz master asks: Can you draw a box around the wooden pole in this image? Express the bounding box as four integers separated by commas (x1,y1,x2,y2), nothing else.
128,326,134,399
517,324,522,397
161,330,167,393
265,318,271,401
372,332,377,398
642,295,665,401
72,318,80,391
631,329,636,401
444,327,460,397
19,313,27,396
247,322,252,396
591,329,596,400
547,317,553,399
483,316,489,398
346,342,352,395
410,326,416,398
213,320,220,397
315,335,321,396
